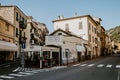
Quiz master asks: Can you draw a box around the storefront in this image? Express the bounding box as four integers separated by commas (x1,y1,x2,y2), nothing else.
0,40,18,64
76,45,86,61
24,46,60,68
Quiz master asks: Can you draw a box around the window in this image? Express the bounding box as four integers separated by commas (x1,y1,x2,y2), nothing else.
16,12,19,21
95,38,98,44
5,23,9,31
58,33,62,35
94,28,96,34
79,22,83,29
16,28,19,37
89,35,91,42
24,32,25,37
65,24,69,31
92,36,94,43
88,22,91,30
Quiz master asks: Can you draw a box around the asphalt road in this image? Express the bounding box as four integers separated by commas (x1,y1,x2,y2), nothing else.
1,54,120,80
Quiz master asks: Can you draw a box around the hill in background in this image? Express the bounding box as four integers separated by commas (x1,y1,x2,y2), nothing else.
106,26,120,43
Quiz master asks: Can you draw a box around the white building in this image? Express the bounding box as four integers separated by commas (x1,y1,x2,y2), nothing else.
45,29,88,64
52,15,102,58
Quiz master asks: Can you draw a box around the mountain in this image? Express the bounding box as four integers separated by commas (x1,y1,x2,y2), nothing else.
106,26,120,43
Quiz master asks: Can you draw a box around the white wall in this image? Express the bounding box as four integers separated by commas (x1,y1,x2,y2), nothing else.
53,17,89,40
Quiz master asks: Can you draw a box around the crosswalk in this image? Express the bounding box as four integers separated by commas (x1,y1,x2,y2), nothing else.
1,64,120,80
0,66,66,80
73,63,120,69
12,67,33,72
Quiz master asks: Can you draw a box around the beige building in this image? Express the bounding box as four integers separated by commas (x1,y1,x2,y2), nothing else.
52,15,103,58
0,5,27,58
105,33,112,55
0,16,18,63
46,29,88,65
100,26,106,56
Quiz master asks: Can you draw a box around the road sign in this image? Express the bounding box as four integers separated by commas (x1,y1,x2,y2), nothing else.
22,43,26,49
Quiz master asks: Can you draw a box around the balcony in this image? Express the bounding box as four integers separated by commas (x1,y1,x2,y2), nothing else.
19,21,27,29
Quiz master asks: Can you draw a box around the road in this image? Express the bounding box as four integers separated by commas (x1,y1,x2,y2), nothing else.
1,54,120,80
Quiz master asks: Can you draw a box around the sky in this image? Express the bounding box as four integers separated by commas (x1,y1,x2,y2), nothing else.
0,0,120,33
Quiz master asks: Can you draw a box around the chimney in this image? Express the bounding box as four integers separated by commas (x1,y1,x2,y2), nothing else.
74,12,77,17
58,15,64,20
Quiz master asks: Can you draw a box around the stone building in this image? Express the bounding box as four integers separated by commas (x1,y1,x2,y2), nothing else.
0,5,27,59
0,16,18,63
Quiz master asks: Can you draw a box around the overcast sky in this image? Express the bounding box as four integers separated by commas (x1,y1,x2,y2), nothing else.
1,0,120,32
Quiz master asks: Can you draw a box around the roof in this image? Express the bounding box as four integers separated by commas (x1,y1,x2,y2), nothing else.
52,15,99,26
0,5,27,18
50,28,87,41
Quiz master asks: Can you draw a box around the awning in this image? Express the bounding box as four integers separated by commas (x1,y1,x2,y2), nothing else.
0,40,18,51
24,45,41,52
85,45,91,51
76,45,85,52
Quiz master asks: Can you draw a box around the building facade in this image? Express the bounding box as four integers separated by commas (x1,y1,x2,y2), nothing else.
45,29,88,65
0,16,18,63
24,16,50,68
0,5,27,59
52,15,103,58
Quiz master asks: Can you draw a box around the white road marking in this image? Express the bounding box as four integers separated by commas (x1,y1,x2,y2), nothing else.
0,75,14,79
26,71,38,73
97,64,104,67
9,74,24,77
0,79,3,80
19,72,33,75
88,64,95,67
106,65,112,68
73,64,80,66
80,64,87,66
13,67,21,72
116,65,120,68
18,67,22,71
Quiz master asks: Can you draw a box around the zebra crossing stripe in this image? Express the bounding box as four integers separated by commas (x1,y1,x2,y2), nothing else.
9,74,24,77
106,65,112,68
13,67,21,72
80,64,87,66
88,64,95,67
116,65,120,68
19,72,33,75
97,64,104,67
0,75,14,79
73,64,80,66
26,71,38,73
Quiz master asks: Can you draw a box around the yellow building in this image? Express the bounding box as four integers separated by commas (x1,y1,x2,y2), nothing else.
0,5,27,58
0,16,18,63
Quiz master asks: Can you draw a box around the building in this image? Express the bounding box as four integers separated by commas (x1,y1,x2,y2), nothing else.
52,15,103,58
0,16,18,63
24,16,52,68
45,29,88,65
100,26,106,56
0,5,27,59
105,33,112,55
